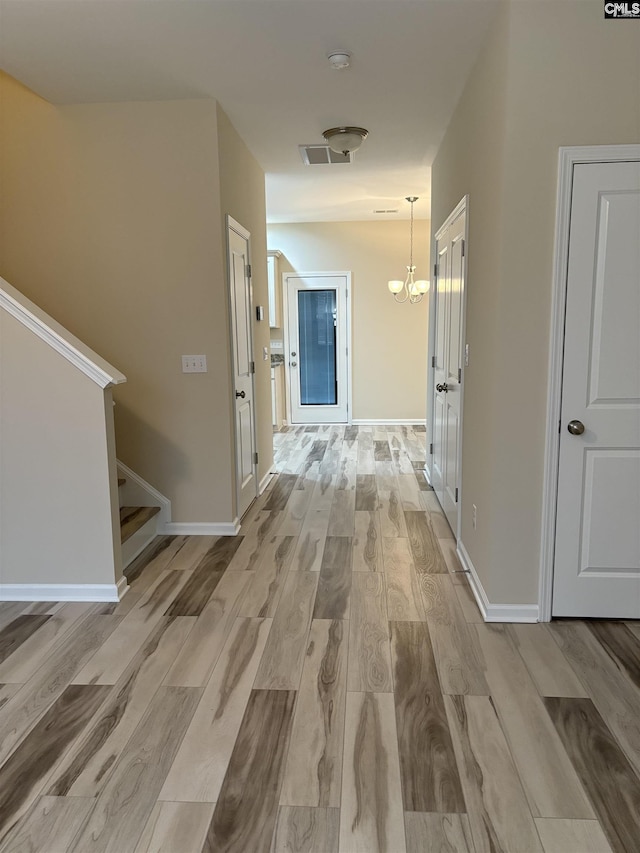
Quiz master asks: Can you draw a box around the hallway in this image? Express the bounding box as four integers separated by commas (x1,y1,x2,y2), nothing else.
0,424,638,852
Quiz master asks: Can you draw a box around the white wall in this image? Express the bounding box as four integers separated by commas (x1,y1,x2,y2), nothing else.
0,310,121,590
217,105,273,489
0,73,247,525
268,220,430,422
431,0,640,606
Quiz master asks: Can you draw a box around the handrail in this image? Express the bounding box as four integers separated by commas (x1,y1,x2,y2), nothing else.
0,276,126,389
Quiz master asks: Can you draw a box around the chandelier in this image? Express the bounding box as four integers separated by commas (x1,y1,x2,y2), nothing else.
388,196,429,303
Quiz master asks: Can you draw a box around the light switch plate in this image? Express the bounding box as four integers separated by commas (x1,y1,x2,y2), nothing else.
182,355,207,373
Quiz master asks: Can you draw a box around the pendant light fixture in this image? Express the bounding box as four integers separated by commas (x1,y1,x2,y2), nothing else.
322,126,369,157
388,196,429,303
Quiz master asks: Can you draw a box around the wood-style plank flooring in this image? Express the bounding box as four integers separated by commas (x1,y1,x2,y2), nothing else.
0,423,638,852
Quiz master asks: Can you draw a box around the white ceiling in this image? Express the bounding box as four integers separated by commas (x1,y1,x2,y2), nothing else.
0,0,500,222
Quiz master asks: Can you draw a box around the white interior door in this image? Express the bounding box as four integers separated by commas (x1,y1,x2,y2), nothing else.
431,203,466,535
285,273,350,424
227,216,258,519
553,160,640,618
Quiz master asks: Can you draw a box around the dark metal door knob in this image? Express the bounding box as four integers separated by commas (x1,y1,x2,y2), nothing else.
236,390,246,399
567,419,585,435
436,383,449,393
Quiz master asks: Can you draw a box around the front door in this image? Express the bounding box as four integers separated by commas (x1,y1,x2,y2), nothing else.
285,273,350,424
553,159,640,617
227,216,258,519
431,201,466,535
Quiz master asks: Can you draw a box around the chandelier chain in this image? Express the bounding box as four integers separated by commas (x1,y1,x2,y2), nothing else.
409,198,414,269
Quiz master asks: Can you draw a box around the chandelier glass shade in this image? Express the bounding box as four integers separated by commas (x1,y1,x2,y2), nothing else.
388,197,429,304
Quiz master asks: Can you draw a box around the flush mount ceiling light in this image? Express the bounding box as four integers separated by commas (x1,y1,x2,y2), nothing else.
327,51,351,70
388,196,430,304
322,126,368,157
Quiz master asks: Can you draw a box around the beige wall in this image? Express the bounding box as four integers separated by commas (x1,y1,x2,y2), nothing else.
431,1,640,605
0,73,244,524
217,105,273,489
0,310,121,587
267,220,429,421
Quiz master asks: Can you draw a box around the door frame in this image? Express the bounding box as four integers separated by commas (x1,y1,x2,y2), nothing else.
282,270,353,425
426,195,469,541
226,214,258,520
539,144,640,622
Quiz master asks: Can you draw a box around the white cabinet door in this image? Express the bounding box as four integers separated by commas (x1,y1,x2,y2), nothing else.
553,160,640,617
267,251,282,328
271,368,277,427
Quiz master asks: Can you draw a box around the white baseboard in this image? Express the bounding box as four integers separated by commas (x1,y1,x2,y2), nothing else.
0,578,127,602
350,419,426,425
117,460,171,526
116,576,129,600
457,540,539,623
259,472,275,495
159,520,241,536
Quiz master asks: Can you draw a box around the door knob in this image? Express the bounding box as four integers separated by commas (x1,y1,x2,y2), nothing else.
291,361,297,367
567,419,585,435
235,390,246,399
436,383,449,393
291,351,297,357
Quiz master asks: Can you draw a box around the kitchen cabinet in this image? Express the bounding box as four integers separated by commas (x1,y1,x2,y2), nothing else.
271,364,286,428
267,250,282,328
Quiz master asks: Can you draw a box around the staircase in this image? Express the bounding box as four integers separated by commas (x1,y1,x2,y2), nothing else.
0,274,171,601
117,466,167,570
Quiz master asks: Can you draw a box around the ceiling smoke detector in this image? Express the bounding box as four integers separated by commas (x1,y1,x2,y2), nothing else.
327,51,351,70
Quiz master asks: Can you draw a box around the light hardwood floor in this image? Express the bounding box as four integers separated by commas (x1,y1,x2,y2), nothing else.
0,424,638,852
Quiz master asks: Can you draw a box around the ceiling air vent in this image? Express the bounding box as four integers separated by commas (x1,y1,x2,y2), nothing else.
374,209,399,214
299,145,352,165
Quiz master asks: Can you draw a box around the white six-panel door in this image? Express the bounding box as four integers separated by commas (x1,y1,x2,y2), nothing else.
552,159,640,617
432,204,466,535
227,217,258,520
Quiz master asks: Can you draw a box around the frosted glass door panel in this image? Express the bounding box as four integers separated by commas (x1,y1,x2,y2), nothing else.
298,289,337,406
286,273,349,424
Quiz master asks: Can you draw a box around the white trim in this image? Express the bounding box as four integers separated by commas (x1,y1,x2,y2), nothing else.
0,579,128,602
116,576,130,599
259,471,275,494
159,520,241,536
434,195,469,242
458,540,539,623
227,215,250,241
283,270,353,425
539,145,640,622
350,419,426,425
116,460,171,527
0,276,126,389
